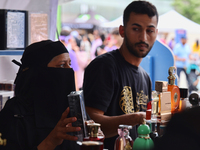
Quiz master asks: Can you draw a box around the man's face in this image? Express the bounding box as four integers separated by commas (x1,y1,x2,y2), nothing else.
181,38,187,45
47,53,71,68
122,12,158,58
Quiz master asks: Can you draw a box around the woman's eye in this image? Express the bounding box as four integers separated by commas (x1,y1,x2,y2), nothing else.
60,64,65,68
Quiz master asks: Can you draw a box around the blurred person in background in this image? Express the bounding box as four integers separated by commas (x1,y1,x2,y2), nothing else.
173,36,191,84
168,37,175,50
72,37,89,90
80,34,91,63
60,30,79,91
186,39,200,93
192,39,200,57
104,28,123,53
70,30,82,48
90,29,103,60
95,33,107,56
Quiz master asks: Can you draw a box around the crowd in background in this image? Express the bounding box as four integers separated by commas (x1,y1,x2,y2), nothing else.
59,27,123,91
59,26,200,95
160,36,200,94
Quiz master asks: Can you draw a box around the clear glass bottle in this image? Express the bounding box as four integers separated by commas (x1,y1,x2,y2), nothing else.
114,125,133,150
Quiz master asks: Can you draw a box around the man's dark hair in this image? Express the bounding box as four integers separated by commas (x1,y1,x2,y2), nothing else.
123,0,158,26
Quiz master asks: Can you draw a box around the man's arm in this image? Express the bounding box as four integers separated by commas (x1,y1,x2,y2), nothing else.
86,106,145,138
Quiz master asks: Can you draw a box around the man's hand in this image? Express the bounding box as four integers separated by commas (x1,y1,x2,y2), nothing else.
86,106,145,138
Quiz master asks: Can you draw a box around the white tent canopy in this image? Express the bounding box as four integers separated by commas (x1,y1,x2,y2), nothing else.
158,10,200,33
101,10,200,34
100,15,122,28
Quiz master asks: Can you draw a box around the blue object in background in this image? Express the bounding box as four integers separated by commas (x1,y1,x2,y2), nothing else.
175,29,187,43
140,40,175,90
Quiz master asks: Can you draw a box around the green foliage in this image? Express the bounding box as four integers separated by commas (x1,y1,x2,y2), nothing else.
172,0,200,24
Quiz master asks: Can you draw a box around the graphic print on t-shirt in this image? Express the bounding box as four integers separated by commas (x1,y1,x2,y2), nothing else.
135,90,148,112
119,87,148,113
119,86,134,114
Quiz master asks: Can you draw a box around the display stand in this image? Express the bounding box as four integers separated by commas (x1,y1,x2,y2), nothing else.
0,50,23,83
0,90,14,110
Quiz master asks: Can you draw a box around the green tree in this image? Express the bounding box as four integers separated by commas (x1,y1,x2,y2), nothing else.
172,0,200,24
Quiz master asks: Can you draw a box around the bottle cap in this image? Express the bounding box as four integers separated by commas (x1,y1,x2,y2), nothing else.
179,88,188,98
189,92,200,106
119,125,132,130
168,66,176,85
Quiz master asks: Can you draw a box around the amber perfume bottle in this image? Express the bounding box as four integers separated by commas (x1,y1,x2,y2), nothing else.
167,66,180,115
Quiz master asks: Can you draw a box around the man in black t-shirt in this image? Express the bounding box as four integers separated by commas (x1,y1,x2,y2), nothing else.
83,1,159,149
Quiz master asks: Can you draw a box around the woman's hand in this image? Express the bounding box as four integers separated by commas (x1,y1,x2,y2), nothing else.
37,107,81,150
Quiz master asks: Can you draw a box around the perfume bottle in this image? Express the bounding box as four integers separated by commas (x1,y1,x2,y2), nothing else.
149,91,159,141
149,121,159,142
146,101,152,121
114,125,133,150
178,88,188,111
83,123,105,150
189,92,200,107
167,66,180,115
151,91,159,123
132,120,154,150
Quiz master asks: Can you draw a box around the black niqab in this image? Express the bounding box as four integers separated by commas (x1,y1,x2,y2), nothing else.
14,40,76,128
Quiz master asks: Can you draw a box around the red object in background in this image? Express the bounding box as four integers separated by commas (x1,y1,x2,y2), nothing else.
146,101,152,120
146,109,151,120
147,101,152,109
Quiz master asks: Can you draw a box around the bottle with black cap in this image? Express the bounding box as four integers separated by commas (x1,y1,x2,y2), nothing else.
178,88,188,111
189,92,200,107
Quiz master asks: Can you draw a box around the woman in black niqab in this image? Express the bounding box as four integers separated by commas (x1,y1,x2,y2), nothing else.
0,40,80,150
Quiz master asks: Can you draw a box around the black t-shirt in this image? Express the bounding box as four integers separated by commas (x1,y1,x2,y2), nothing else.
83,49,152,150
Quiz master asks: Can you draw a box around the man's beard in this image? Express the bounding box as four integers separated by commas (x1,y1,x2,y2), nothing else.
124,34,152,58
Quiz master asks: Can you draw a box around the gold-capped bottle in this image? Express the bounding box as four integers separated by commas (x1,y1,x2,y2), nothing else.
167,66,180,115
83,123,105,150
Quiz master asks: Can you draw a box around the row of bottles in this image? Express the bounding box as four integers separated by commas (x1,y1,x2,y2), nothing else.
145,66,192,140
150,66,189,124
114,121,154,150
